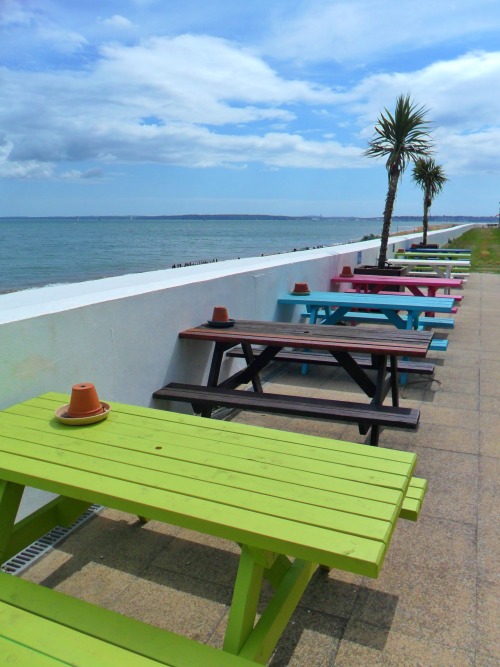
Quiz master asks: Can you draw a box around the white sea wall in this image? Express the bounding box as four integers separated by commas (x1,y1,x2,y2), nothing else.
0,225,474,410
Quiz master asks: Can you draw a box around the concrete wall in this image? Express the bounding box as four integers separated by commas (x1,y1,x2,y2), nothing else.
0,224,473,411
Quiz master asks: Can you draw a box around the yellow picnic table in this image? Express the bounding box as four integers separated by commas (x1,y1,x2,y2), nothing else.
0,393,426,664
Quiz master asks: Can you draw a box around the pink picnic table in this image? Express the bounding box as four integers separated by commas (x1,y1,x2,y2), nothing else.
331,274,463,299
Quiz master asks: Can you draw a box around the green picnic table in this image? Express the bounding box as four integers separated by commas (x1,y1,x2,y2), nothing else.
0,393,426,665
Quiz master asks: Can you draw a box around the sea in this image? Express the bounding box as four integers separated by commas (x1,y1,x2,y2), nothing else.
0,216,422,294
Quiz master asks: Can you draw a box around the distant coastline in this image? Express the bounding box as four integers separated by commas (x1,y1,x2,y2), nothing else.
0,215,487,293
1,214,496,222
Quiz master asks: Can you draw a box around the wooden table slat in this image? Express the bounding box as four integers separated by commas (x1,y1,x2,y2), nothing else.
0,448,390,576
0,414,412,502
39,392,419,465
179,321,433,357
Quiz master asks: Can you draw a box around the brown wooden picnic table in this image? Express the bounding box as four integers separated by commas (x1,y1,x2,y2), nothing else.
154,320,434,446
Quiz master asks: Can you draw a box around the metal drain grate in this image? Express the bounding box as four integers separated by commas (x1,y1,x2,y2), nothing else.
1,504,104,576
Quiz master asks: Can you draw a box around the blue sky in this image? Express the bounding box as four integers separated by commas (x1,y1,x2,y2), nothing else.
1,0,500,217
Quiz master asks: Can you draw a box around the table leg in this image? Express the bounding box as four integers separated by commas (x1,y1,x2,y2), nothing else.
207,342,234,387
223,545,316,664
330,351,376,397
0,485,92,564
0,481,24,563
389,356,400,406
398,314,419,386
332,351,392,446
323,306,350,325
219,345,281,390
301,306,329,374
203,342,235,416
380,309,406,328
367,354,392,446
240,343,263,392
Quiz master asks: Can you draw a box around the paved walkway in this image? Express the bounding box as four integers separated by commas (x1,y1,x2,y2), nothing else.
16,273,499,666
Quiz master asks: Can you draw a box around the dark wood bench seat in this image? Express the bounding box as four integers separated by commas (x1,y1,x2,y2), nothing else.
153,383,420,446
226,346,435,375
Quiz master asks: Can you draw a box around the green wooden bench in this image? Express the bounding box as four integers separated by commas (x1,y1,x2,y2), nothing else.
153,382,421,447
400,477,427,520
0,571,254,667
226,346,436,376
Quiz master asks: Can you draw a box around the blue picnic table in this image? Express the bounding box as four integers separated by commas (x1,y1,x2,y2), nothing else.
278,290,456,383
278,290,455,333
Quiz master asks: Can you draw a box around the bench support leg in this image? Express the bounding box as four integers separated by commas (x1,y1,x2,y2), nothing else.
359,354,393,446
0,481,24,563
0,486,92,563
219,345,281,390
330,351,376,397
240,343,263,393
224,545,316,664
203,342,235,416
389,356,399,407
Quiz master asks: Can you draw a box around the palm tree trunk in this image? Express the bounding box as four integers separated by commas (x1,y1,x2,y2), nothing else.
422,192,430,245
378,171,399,268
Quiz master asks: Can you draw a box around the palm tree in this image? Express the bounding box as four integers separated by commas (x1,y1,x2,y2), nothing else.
412,158,448,245
365,94,434,268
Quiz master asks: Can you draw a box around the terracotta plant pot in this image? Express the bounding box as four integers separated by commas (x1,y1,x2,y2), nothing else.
67,383,104,418
292,282,310,293
211,306,229,322
340,266,353,277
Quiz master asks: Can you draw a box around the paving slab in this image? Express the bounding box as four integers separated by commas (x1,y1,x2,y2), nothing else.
9,272,499,665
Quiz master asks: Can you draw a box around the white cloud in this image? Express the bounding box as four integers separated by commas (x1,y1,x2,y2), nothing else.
1,17,500,181
0,138,54,178
0,34,349,177
97,35,334,116
347,50,500,174
263,0,500,64
0,0,37,27
101,15,134,29
60,167,104,180
36,25,88,52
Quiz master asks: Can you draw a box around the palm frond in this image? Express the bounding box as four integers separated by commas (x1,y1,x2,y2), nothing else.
365,93,434,174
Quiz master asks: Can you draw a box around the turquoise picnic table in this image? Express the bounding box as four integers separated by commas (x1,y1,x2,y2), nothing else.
277,290,455,334
0,393,426,665
278,290,455,384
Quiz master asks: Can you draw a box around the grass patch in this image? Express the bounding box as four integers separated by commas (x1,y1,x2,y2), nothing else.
443,226,500,273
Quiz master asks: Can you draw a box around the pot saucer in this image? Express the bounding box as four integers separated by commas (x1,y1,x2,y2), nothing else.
206,319,235,328
290,291,310,296
55,402,110,425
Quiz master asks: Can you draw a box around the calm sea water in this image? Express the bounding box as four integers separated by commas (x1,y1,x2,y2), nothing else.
0,216,418,294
